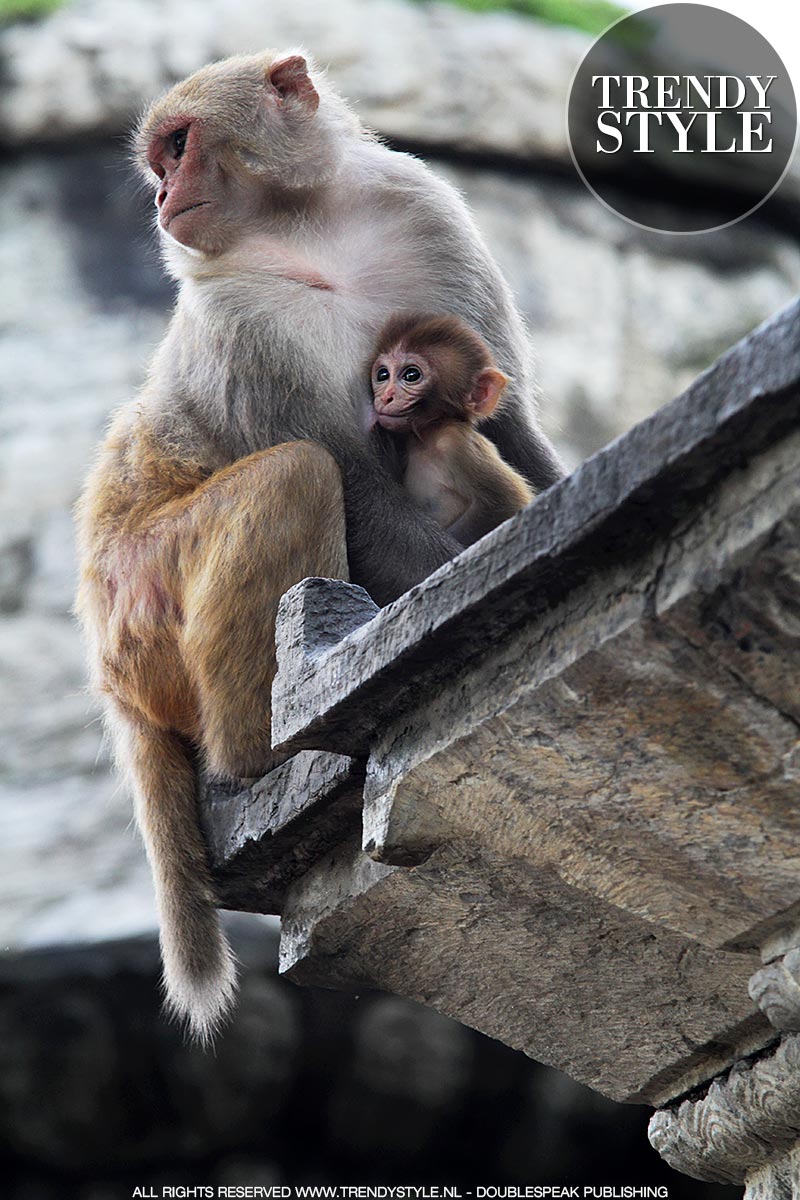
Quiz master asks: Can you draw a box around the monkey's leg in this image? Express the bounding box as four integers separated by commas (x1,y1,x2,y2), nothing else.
178,439,348,779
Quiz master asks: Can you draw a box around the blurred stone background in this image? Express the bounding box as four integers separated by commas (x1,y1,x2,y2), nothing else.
0,0,796,1194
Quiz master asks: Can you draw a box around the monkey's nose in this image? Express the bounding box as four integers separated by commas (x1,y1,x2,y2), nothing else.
156,186,167,208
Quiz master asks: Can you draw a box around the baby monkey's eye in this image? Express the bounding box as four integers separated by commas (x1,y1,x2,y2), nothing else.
375,366,390,382
171,128,188,158
401,366,422,383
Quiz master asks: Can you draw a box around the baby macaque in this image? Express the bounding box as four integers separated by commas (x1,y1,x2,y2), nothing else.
371,314,535,545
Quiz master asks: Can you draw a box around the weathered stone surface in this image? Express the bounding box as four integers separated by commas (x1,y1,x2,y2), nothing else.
649,1036,800,1185
202,750,365,914
357,431,800,955
274,577,379,666
750,949,800,1034
280,837,768,1106
744,1151,798,1200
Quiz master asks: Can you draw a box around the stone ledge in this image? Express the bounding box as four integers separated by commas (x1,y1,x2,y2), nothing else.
750,947,800,1035
278,838,772,1105
202,750,365,914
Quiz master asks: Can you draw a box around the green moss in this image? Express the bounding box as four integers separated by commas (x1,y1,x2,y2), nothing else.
0,0,628,39
428,0,628,36
0,0,63,24
0,0,627,35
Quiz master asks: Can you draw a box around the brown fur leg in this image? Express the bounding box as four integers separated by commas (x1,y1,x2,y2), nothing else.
175,440,349,777
79,436,347,1040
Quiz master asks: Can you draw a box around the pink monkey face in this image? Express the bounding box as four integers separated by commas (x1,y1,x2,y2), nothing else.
371,349,436,433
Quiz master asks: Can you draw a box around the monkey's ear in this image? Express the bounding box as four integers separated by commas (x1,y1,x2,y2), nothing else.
469,368,509,418
267,56,320,114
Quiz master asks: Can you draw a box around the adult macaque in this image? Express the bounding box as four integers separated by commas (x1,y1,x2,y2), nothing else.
370,313,534,545
76,51,563,1042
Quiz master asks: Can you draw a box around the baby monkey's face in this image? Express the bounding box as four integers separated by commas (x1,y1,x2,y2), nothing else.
371,346,436,434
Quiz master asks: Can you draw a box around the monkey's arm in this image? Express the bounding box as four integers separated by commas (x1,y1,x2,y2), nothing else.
462,257,563,492
328,439,462,605
441,427,535,548
446,504,498,547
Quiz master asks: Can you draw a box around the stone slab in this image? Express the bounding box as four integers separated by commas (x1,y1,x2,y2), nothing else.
267,301,800,1107
202,751,365,915
280,838,769,1106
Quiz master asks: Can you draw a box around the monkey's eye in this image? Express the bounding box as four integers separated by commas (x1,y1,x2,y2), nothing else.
401,366,422,383
170,128,188,158
375,366,390,383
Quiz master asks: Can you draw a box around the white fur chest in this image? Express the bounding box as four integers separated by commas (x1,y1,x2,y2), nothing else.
169,161,465,435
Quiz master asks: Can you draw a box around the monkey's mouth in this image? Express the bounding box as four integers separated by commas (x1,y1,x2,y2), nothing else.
164,201,211,228
375,411,414,431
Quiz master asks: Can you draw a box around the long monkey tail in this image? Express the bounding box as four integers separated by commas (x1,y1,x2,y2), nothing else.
117,715,238,1044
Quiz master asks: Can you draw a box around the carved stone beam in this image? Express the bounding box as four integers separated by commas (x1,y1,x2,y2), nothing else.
649,1034,800,1194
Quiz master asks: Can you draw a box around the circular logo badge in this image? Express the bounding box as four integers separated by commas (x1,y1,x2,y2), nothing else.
567,2,797,233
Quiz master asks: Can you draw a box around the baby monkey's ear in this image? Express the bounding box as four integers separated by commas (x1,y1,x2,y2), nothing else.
267,55,320,114
468,368,509,419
